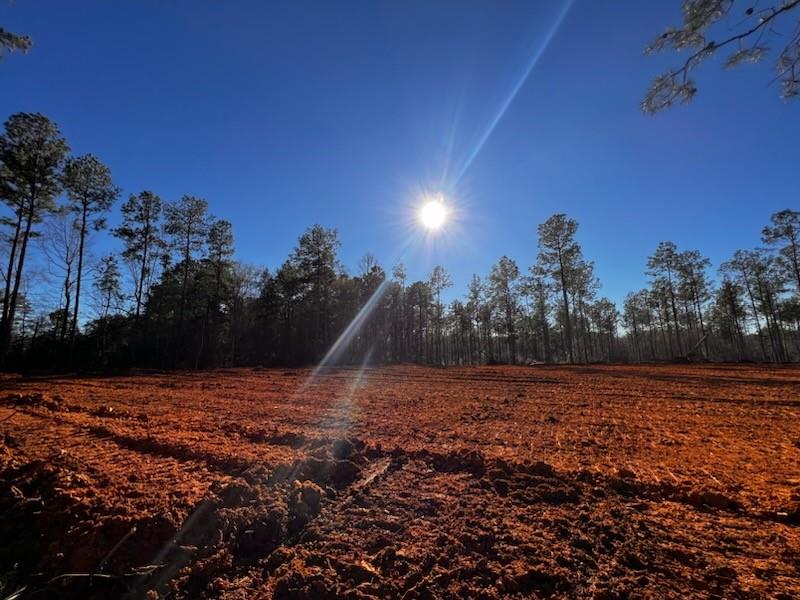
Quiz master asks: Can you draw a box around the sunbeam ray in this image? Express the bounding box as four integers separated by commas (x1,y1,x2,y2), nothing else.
305,279,391,383
450,0,575,188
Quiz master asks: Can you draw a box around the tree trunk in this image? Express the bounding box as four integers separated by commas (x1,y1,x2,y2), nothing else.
1,208,23,328
178,231,191,335
666,268,683,356
70,202,88,344
1,197,36,358
558,254,574,364
135,224,151,320
789,236,800,294
60,261,72,342
540,294,552,363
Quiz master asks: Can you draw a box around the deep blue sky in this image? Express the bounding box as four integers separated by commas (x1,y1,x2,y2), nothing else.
2,1,798,308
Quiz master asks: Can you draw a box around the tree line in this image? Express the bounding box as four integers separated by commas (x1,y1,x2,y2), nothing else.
2,112,800,371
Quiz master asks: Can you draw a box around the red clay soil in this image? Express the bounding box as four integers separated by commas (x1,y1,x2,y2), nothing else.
0,364,798,599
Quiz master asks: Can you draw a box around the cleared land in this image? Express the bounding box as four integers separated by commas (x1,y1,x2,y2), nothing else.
1,364,799,599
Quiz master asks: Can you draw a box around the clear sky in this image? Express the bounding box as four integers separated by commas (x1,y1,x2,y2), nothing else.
2,1,798,308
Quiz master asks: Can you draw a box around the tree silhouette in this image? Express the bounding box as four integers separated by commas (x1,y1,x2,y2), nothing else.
114,191,164,321
488,256,520,363
164,195,211,337
538,214,582,364
647,241,685,357
762,209,800,293
63,154,119,343
0,113,69,360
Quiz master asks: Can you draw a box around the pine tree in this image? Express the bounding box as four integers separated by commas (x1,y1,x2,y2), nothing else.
63,154,119,342
113,191,164,320
762,209,800,294
428,265,452,365
164,195,212,336
488,256,520,363
537,214,582,363
0,113,69,359
647,241,684,357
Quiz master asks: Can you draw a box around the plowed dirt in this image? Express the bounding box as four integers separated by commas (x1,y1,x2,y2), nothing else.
1,364,798,599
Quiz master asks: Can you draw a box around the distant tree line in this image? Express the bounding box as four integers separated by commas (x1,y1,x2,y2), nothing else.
2,112,800,371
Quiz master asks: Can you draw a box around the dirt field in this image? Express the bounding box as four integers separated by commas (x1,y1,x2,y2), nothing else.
1,364,799,599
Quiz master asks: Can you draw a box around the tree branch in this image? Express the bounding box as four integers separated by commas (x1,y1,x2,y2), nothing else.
644,0,800,112
673,0,800,85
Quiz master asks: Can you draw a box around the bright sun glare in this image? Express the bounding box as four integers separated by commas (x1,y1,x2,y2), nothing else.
419,199,448,230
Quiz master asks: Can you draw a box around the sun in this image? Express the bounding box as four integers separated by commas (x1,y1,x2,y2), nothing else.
419,198,448,230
